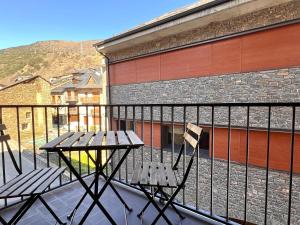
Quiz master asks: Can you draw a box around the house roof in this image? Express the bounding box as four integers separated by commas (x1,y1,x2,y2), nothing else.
94,0,292,53
51,70,102,94
0,75,50,91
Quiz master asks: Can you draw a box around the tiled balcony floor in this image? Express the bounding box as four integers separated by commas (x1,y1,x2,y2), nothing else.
0,177,213,225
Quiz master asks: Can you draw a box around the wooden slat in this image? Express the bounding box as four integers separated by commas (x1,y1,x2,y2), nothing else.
89,131,104,147
158,164,167,186
59,132,84,148
103,131,116,146
21,168,57,195
149,163,159,186
0,124,6,131
0,134,10,142
0,170,36,194
116,131,130,145
184,132,198,149
74,132,94,147
9,168,52,197
165,165,177,187
140,163,151,185
131,164,143,184
126,130,143,145
0,169,43,198
40,132,74,149
33,167,66,194
187,123,202,136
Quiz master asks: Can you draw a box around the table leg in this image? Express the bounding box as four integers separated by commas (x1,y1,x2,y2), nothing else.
57,151,117,225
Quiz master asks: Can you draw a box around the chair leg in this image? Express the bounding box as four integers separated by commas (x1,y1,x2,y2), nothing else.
137,188,160,217
8,196,38,225
38,196,66,225
0,215,8,225
139,185,173,225
151,187,182,225
158,188,185,220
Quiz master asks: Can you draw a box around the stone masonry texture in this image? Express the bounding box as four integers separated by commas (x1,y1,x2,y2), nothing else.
107,1,300,62
111,67,300,130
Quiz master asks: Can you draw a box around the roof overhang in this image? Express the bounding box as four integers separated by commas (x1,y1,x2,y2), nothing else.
95,0,293,54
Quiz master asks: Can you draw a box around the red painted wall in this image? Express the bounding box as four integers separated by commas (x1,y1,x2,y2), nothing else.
213,128,300,173
110,23,300,85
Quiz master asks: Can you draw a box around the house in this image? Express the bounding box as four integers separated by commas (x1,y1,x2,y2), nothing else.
51,69,105,131
95,0,300,172
0,75,52,140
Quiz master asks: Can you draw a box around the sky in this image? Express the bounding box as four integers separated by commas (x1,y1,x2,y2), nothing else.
0,0,197,49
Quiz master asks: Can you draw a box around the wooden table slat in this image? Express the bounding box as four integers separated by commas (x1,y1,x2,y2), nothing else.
103,131,116,146
116,131,130,145
89,131,104,147
126,130,143,145
74,132,95,147
41,132,74,149
59,132,85,148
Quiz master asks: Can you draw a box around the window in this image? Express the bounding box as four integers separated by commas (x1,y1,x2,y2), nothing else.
21,123,29,130
120,120,134,130
25,112,31,119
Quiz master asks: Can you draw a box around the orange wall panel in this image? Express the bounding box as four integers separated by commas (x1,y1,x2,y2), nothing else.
136,55,161,82
135,121,161,149
213,128,300,173
241,23,300,72
110,23,300,85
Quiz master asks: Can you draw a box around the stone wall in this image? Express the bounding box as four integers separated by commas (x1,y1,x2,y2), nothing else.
111,67,300,130
115,147,300,225
108,1,300,62
0,77,52,141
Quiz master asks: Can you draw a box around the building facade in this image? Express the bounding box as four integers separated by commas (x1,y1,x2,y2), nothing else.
0,76,52,140
95,0,300,172
51,70,105,131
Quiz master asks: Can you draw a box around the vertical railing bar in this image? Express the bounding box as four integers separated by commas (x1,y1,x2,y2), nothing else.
210,106,214,215
98,105,101,175
0,107,7,207
67,106,72,181
118,106,121,180
183,106,186,205
196,106,199,210
287,106,296,225
16,107,22,171
160,105,163,163
77,105,81,176
44,107,49,168
93,106,96,132
133,106,136,169
264,106,271,225
141,106,144,166
226,106,231,221
86,106,90,175
31,106,36,170
56,107,62,185
244,106,250,224
150,106,153,162
105,105,108,176
125,106,128,183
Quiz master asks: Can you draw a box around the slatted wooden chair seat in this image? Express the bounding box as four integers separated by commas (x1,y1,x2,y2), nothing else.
131,162,178,188
131,123,203,225
0,124,66,225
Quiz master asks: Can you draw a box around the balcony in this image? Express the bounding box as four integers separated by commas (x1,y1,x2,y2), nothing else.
66,96,78,105
0,103,299,225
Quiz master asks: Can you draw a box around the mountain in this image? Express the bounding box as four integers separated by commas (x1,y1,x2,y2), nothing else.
0,40,102,85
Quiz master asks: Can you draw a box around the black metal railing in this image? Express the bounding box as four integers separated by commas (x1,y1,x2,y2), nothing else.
0,103,299,225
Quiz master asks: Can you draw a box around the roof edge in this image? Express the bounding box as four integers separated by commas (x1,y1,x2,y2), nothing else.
94,0,230,47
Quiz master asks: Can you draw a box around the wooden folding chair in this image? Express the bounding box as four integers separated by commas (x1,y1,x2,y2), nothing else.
131,123,203,225
0,124,66,225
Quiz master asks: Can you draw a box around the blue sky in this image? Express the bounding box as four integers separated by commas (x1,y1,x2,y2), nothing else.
0,0,196,49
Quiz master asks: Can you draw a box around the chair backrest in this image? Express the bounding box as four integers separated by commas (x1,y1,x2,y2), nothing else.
172,123,202,186
0,124,22,175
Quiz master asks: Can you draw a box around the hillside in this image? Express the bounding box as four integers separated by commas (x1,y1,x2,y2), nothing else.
0,40,102,85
